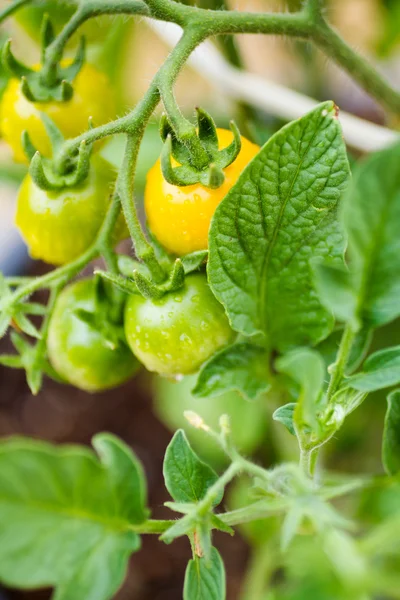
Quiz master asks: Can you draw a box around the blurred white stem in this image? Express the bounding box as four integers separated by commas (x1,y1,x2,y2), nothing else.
147,20,398,152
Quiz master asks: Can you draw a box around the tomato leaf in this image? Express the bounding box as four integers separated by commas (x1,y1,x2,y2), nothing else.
383,390,400,475
208,101,349,352
193,342,270,401
273,403,296,436
183,547,226,600
275,348,325,431
0,434,148,600
343,142,400,328
313,262,357,326
347,346,400,392
163,430,221,505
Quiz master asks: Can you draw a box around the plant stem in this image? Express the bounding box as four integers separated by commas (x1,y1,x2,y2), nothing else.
118,133,165,282
0,0,32,23
313,18,400,115
0,196,122,313
240,544,277,600
326,324,356,401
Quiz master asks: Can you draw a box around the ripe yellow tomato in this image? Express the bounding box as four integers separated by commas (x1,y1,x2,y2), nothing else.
1,62,115,164
145,128,259,256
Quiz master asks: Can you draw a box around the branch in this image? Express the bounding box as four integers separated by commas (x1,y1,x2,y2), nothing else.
148,20,398,152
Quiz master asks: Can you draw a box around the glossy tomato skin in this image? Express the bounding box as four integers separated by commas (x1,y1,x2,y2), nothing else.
47,279,140,393
124,273,235,376
145,128,259,256
1,62,115,163
16,156,126,265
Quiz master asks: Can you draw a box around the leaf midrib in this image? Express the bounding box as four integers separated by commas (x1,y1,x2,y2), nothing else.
257,111,329,338
0,496,134,533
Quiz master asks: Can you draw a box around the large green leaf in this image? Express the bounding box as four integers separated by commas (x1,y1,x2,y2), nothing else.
183,547,226,600
343,142,400,328
0,434,148,600
208,101,349,352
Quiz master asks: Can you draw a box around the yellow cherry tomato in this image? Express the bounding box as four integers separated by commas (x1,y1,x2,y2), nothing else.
0,62,116,164
144,128,259,256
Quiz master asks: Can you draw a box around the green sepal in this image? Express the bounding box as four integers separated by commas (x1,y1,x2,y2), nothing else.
133,259,185,300
2,22,85,103
160,109,242,189
25,115,93,190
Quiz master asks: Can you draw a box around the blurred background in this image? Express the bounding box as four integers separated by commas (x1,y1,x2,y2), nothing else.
0,1,399,598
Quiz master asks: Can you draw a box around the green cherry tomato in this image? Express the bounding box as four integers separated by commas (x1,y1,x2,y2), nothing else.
124,273,235,376
16,156,127,266
47,278,140,393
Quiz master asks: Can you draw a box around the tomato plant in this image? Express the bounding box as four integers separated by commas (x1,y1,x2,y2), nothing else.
0,1,400,599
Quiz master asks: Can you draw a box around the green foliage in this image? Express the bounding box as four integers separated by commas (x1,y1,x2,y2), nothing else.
273,403,296,436
342,142,400,328
193,342,270,401
348,346,400,392
184,547,226,600
383,390,400,475
208,102,349,352
0,434,148,600
163,430,221,504
275,348,325,432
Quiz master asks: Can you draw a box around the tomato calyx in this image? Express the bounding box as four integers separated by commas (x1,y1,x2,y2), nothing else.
2,15,85,102
72,277,127,351
160,108,242,189
22,113,93,191
96,249,208,302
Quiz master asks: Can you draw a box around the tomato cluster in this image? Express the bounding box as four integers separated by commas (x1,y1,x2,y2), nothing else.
2,54,258,390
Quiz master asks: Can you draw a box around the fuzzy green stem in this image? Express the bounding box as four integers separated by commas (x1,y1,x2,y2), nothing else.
326,324,356,402
43,0,149,68
313,18,400,115
0,0,32,23
240,544,277,600
118,133,165,283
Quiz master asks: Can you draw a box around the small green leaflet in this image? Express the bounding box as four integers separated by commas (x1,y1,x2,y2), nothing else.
273,403,296,435
275,348,325,431
0,434,148,600
208,101,349,352
163,430,222,505
383,390,400,475
193,342,270,401
342,141,400,328
183,547,226,600
313,262,357,326
347,345,400,392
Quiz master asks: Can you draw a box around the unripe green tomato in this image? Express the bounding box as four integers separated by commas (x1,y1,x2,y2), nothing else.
16,156,127,266
124,274,235,376
47,278,140,393
153,374,268,467
14,3,112,45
